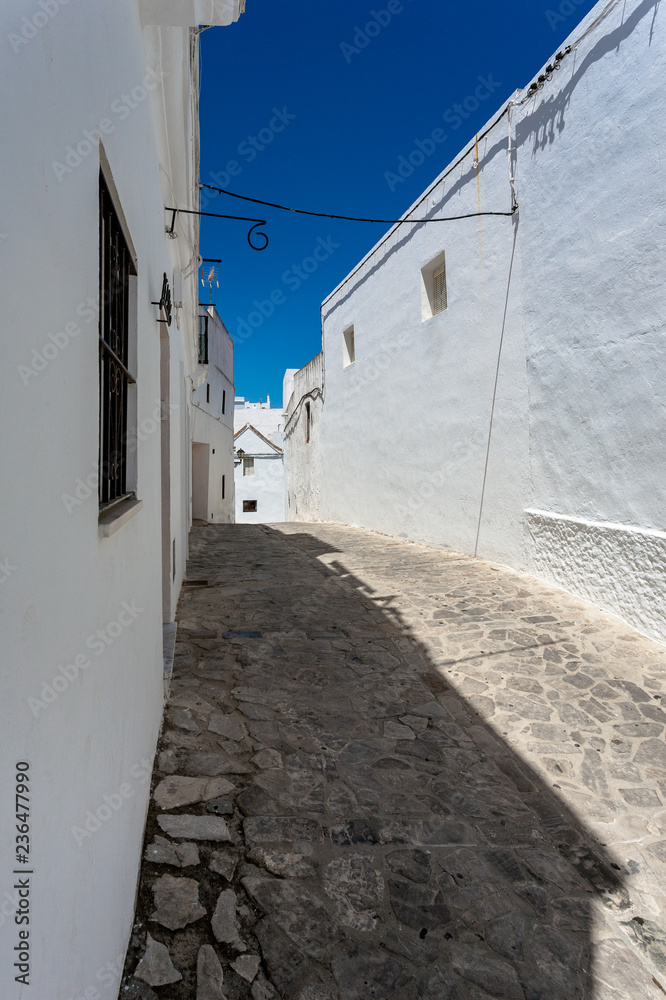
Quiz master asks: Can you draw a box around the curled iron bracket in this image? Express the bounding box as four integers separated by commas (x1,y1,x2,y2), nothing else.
165,207,269,251
151,272,172,326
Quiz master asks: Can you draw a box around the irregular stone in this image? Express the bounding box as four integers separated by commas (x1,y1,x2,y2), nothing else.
144,836,180,866
254,917,310,994
169,708,202,733
485,911,526,962
209,713,248,741
242,876,342,960
153,775,235,810
212,888,246,951
239,702,276,721
197,944,225,1000
206,797,234,816
134,933,182,987
329,818,379,846
252,976,277,1000
621,916,666,973
176,842,200,866
157,814,231,841
236,785,281,816
388,880,450,931
386,849,431,883
231,954,261,983
338,738,396,763
378,819,474,846
620,787,662,807
170,692,216,713
409,702,450,719
323,855,384,931
244,816,323,846
384,721,416,740
121,980,159,1000
157,749,179,774
149,874,206,930
400,714,429,732
253,748,283,769
331,945,407,1000
450,940,523,999
531,924,585,995
209,850,237,880
298,981,336,1000
615,722,664,738
635,739,666,773
183,752,252,776
250,848,318,878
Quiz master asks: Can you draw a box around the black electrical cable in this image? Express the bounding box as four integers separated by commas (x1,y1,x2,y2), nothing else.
199,183,516,225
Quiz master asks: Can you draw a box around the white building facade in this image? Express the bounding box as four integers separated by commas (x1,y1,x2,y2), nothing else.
192,304,235,523
286,0,666,644
234,399,286,522
0,1,244,996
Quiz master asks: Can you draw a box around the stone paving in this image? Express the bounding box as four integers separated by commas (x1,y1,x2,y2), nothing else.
121,522,666,1000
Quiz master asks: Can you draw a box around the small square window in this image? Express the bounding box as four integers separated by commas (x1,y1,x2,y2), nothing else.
243,457,254,477
343,325,355,367
243,500,257,512
421,251,448,321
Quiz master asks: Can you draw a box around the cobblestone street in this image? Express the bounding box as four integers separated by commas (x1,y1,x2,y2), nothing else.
122,522,666,1000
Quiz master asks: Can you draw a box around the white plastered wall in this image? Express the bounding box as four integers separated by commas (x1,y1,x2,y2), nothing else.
305,0,666,643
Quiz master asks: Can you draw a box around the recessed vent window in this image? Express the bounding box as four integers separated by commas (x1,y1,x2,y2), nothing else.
198,314,209,364
343,325,355,367
243,500,257,512
305,401,311,443
421,251,448,321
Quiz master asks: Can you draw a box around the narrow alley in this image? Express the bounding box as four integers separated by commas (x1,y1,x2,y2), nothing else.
122,523,666,1000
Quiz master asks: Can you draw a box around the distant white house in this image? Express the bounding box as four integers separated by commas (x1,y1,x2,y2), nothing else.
234,398,285,522
191,305,235,523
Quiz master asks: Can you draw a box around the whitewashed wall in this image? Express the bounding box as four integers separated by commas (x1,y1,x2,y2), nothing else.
0,0,242,996
192,306,235,522
284,354,324,522
294,0,666,643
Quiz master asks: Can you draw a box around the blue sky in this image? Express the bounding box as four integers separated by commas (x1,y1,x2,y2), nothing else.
199,0,598,406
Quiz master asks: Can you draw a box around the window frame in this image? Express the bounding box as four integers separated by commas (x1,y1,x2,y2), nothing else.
98,171,138,511
243,456,255,477
243,499,257,512
421,250,448,322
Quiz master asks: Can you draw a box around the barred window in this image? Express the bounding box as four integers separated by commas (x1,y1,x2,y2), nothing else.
99,174,137,508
